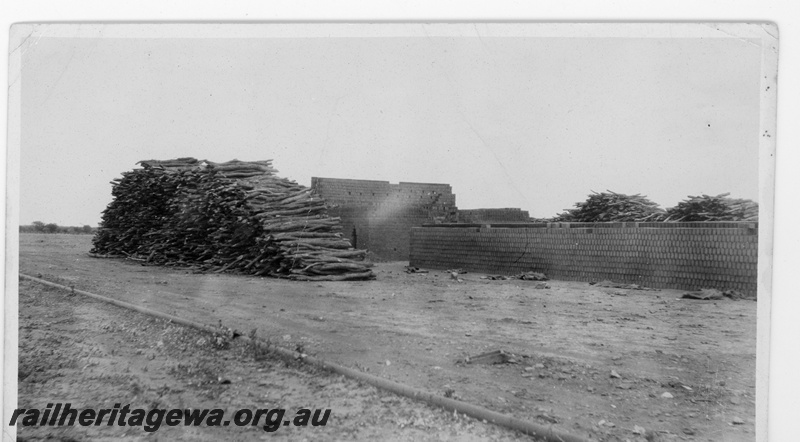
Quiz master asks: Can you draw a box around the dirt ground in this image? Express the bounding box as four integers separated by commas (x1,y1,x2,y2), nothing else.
16,278,526,441
16,234,758,441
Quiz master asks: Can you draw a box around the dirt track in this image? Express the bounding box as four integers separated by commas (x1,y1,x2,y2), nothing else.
18,234,757,441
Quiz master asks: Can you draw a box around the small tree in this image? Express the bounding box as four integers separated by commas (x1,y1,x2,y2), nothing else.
82,225,92,234
32,221,45,232
44,223,59,233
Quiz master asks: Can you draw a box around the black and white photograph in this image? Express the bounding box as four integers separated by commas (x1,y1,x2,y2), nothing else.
5,22,780,441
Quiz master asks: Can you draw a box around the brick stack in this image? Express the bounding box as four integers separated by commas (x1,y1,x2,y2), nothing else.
409,222,758,296
311,177,458,260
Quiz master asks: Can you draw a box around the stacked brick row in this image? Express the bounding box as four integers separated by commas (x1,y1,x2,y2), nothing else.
409,223,758,296
311,177,456,211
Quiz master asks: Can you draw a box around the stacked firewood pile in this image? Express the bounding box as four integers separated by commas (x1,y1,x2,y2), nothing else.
663,193,759,222
90,158,375,281
549,191,758,223
553,191,665,222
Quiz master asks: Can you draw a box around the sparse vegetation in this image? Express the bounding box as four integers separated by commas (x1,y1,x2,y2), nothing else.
20,222,96,234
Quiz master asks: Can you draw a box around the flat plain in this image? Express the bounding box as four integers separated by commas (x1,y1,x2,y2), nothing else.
17,233,757,441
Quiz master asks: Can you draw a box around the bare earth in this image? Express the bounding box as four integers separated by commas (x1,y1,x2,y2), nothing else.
17,234,757,441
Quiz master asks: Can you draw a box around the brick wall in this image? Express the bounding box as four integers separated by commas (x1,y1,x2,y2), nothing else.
312,177,458,261
409,222,758,296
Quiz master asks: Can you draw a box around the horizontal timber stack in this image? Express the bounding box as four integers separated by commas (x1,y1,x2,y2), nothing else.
458,208,531,224
410,222,758,296
91,158,374,281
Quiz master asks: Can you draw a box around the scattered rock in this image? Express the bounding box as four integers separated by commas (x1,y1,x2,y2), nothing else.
732,416,745,425
632,425,646,435
610,370,621,379
682,288,724,300
661,392,674,399
537,414,558,424
464,350,513,365
517,272,549,281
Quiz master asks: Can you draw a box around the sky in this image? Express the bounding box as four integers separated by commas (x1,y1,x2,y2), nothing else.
18,27,764,226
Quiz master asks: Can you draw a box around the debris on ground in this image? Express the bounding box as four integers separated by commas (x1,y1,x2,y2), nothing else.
481,272,549,281
590,280,658,291
446,269,468,274
681,288,747,301
404,266,429,274
516,272,548,281
536,413,559,424
682,289,724,300
460,350,518,365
